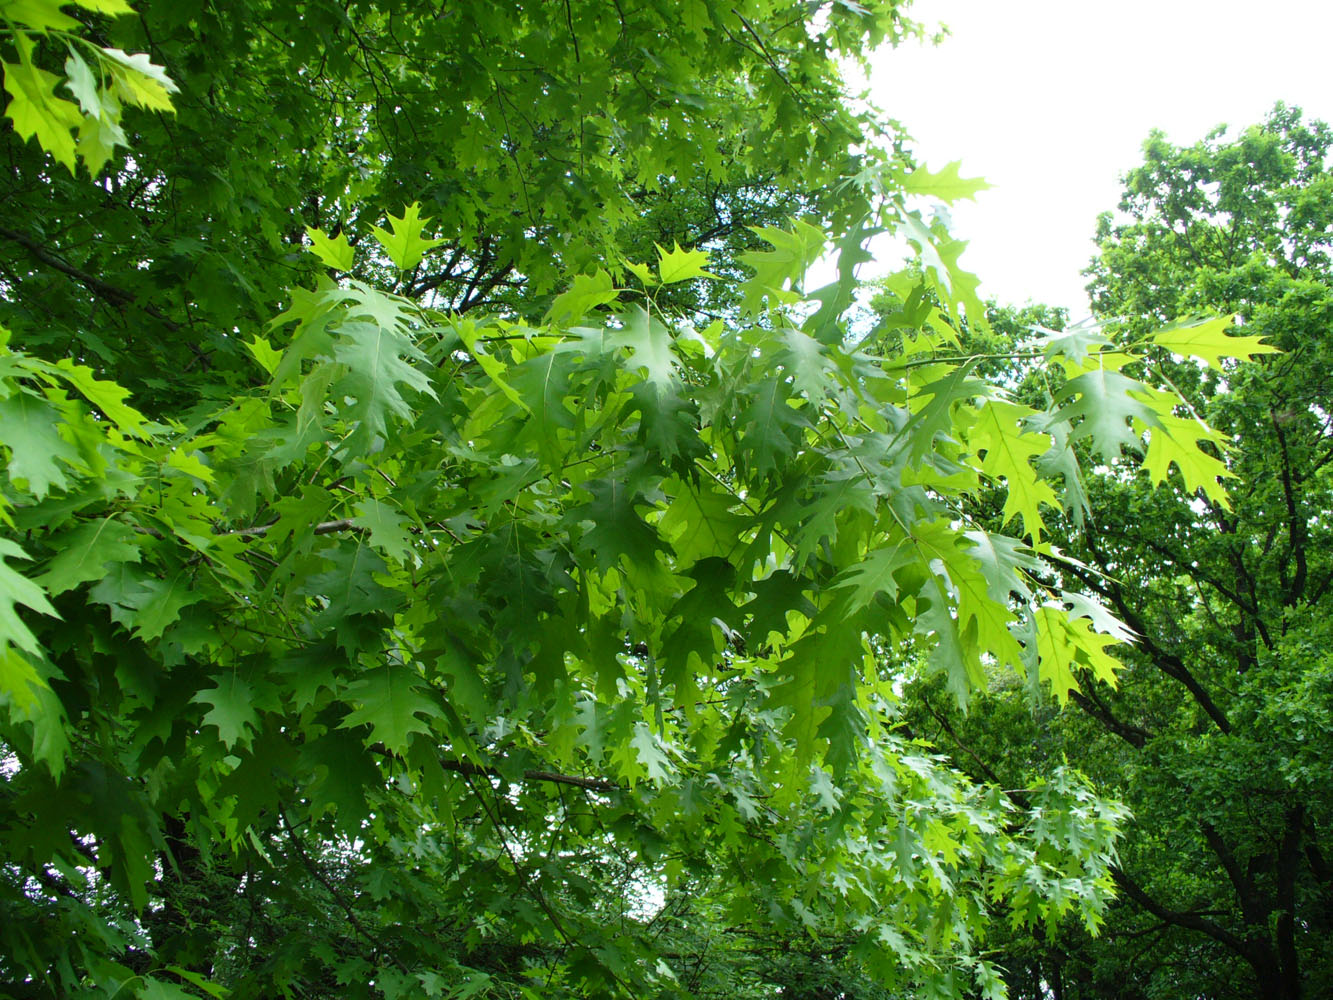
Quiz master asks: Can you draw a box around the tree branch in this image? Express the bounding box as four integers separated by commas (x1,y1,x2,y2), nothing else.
439,758,620,793
1063,559,1233,734
1108,864,1250,957
1069,689,1151,749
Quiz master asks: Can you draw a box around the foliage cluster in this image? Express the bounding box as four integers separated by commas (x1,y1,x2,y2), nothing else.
0,2,1276,998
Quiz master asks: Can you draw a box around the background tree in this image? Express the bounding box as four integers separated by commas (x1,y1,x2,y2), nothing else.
903,104,1333,1000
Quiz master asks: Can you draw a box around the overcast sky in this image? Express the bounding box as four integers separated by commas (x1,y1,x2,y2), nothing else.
863,0,1333,316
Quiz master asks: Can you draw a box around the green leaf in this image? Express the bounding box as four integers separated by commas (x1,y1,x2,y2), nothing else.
546,269,619,324
36,516,141,595
777,327,836,403
300,728,378,834
52,359,147,435
3,35,81,171
62,49,103,117
0,538,59,657
655,242,717,284
571,479,671,576
738,219,826,313
351,498,415,563
612,306,678,395
0,645,46,711
1052,367,1158,463
735,377,808,480
138,976,197,1000
74,109,125,176
90,567,201,641
1150,315,1278,367
452,317,529,412
162,966,230,1000
0,390,84,497
305,226,356,271
194,673,260,749
630,721,673,783
340,663,441,753
1028,317,1112,363
831,539,911,611
101,47,179,111
902,160,991,203
331,316,436,454
371,202,445,270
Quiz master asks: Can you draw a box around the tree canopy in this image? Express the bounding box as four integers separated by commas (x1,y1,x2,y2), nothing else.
0,2,1277,998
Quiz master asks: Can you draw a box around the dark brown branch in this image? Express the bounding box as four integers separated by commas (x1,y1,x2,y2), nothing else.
1270,409,1309,607
1275,807,1305,996
277,805,410,973
0,223,215,368
1200,821,1266,928
0,223,136,308
439,758,620,793
1108,864,1250,957
1063,560,1233,734
920,695,1009,790
1069,689,1151,749
231,518,359,538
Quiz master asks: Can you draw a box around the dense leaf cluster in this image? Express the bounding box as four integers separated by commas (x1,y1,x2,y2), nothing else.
0,2,1274,998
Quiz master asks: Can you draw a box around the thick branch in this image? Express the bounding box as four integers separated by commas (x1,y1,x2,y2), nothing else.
0,223,184,335
1200,821,1266,927
1063,560,1233,734
1275,807,1304,998
0,223,135,306
1271,410,1309,607
1069,689,1151,749
1108,864,1250,957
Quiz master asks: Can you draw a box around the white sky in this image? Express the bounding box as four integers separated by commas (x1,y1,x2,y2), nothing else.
863,0,1333,316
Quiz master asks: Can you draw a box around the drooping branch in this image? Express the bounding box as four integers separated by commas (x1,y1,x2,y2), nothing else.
1200,821,1267,928
0,223,185,336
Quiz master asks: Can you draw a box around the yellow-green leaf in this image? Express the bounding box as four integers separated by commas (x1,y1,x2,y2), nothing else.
1034,605,1124,705
53,358,146,435
0,538,59,657
3,37,81,171
655,242,716,284
1143,412,1235,506
623,259,657,287
304,226,355,271
903,160,991,203
371,202,445,270
71,0,134,13
546,269,618,324
0,0,79,31
1150,315,1279,368
102,46,178,112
